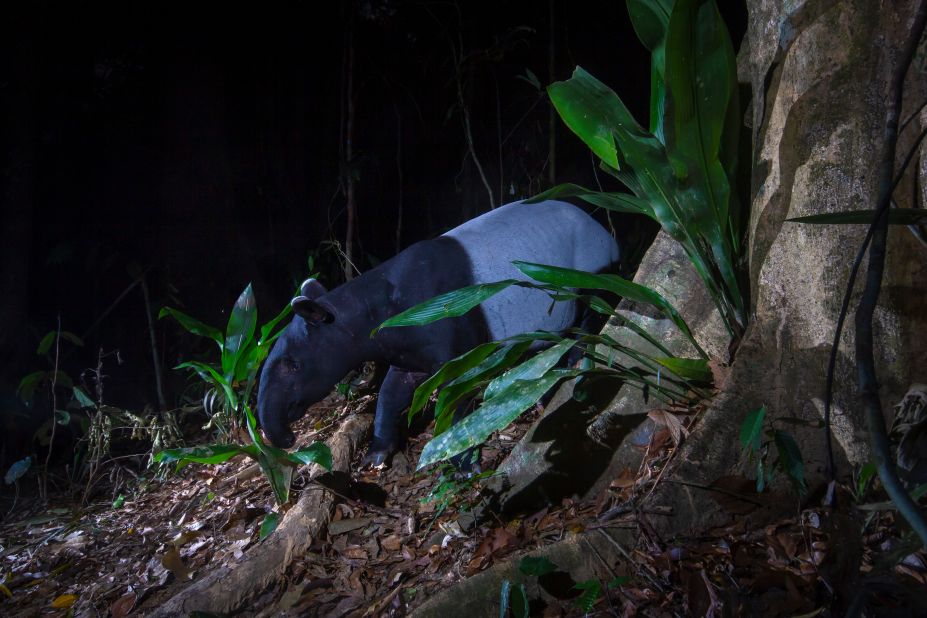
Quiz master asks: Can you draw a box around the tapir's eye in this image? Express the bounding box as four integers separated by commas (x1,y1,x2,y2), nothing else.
282,357,301,373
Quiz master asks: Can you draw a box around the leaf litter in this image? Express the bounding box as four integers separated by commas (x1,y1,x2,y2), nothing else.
1,388,925,616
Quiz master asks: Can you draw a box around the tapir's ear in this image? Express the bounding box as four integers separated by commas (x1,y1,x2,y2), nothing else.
291,296,335,325
300,278,327,300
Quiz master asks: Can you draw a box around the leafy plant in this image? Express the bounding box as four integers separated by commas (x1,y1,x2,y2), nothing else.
157,283,332,505
374,0,739,471
739,405,809,495
532,0,746,339
379,262,710,469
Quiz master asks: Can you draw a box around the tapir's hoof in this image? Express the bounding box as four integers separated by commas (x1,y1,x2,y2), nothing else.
362,449,393,468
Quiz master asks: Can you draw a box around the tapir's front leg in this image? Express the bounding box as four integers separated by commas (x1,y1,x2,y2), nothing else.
365,366,428,467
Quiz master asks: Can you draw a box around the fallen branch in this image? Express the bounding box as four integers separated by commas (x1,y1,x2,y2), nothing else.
146,413,373,617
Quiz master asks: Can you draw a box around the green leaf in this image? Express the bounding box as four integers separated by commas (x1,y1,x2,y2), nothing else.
259,302,293,345
154,444,251,468
573,579,602,612
627,0,674,141
856,461,877,497
259,512,280,540
71,386,96,409
526,183,653,216
519,555,557,577
223,283,258,378
418,371,573,469
159,307,224,346
410,342,501,418
548,67,650,170
510,582,529,618
513,261,706,357
176,361,237,407
374,281,518,334
652,356,711,382
484,339,574,400
787,209,927,225
433,342,531,435
112,494,125,509
17,371,47,402
256,451,293,505
285,442,333,471
773,429,807,495
60,331,84,347
739,406,765,453
37,331,56,355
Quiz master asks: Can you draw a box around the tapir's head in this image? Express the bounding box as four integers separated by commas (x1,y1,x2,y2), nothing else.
257,278,347,448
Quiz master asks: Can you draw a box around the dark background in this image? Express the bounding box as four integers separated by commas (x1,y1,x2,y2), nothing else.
0,2,746,454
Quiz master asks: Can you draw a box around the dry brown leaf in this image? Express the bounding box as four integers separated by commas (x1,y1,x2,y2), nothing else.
647,409,687,446
161,547,192,581
110,591,137,618
610,466,637,489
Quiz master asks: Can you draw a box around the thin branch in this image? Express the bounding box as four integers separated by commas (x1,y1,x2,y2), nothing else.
854,1,927,546
822,68,927,486
451,34,495,210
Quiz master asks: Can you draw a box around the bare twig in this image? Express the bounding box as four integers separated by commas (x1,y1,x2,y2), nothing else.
140,274,167,413
41,316,62,502
451,34,495,210
344,13,358,280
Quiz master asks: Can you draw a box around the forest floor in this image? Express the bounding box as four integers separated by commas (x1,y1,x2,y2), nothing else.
1,388,926,617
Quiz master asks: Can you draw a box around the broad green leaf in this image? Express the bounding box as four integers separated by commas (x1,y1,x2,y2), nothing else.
526,183,653,216
60,331,84,347
17,371,47,402
71,386,96,409
223,283,258,378
159,307,223,346
519,555,557,577
652,356,711,382
112,494,125,508
787,209,927,225
410,342,501,418
484,339,574,400
548,67,650,170
513,261,706,357
259,302,293,345
176,361,237,407
154,444,251,468
285,442,334,471
627,0,674,141
510,582,529,618
433,342,532,434
739,406,765,452
37,331,55,355
773,429,807,495
374,281,517,333
664,0,736,223
257,450,293,505
259,512,280,540
418,371,573,469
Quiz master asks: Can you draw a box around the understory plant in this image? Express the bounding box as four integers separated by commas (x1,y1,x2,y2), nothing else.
156,284,332,505
375,0,744,470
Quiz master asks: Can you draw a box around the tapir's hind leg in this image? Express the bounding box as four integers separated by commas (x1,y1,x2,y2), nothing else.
364,366,427,467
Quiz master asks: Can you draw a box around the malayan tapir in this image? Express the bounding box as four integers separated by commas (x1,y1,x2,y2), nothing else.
256,200,620,466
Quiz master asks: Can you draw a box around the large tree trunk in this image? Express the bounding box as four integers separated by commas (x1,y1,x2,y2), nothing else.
646,0,927,534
